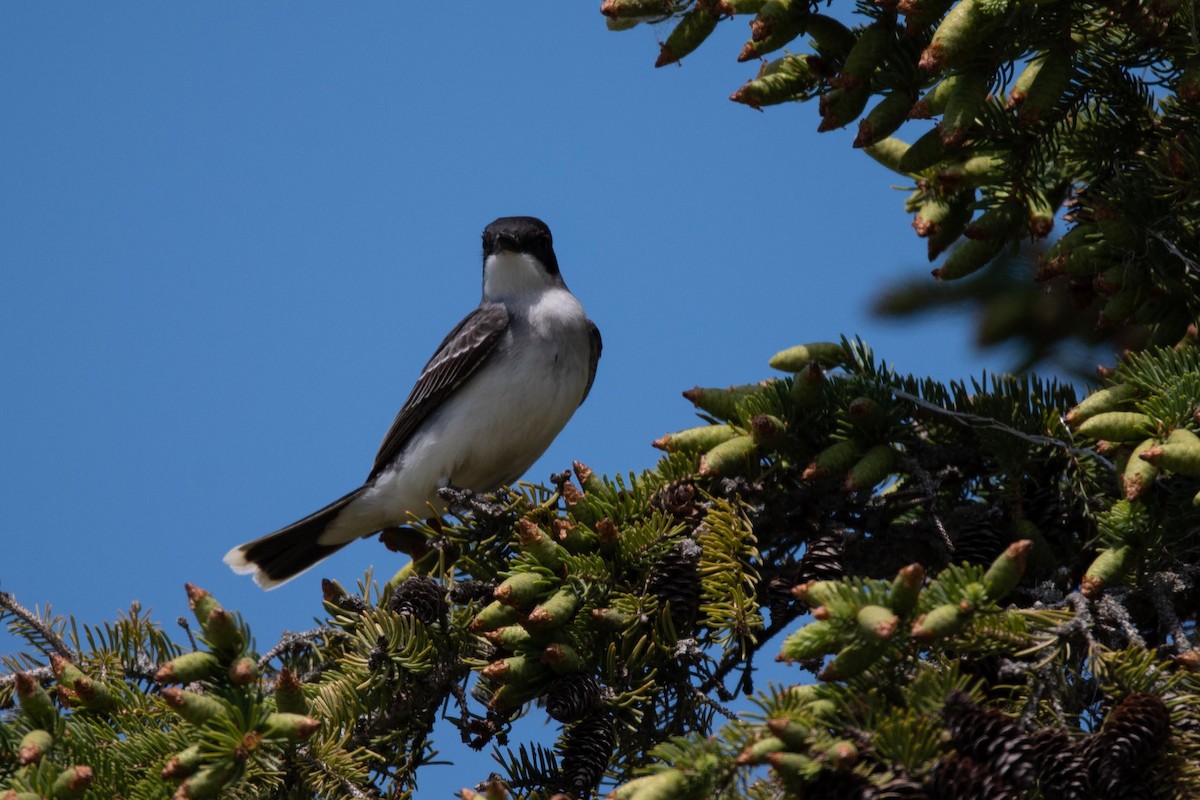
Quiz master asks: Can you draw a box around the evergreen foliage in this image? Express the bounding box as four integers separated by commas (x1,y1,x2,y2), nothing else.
5,3,1200,797
604,0,1200,365
3,339,1199,798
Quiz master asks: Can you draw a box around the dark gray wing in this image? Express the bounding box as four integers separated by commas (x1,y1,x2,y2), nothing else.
580,319,602,405
370,303,510,479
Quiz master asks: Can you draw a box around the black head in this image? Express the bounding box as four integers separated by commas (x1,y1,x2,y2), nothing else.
482,216,559,276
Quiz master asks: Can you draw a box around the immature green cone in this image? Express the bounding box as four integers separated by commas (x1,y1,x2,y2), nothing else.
49,653,84,689
897,0,955,29
730,54,821,110
911,602,967,640
834,21,891,90
769,341,846,371
1138,427,1200,476
766,717,810,749
926,192,974,259
890,563,925,616
1007,51,1046,107
161,745,203,779
481,654,548,685
161,687,226,725
768,751,821,784
494,570,554,609
818,85,872,132
803,439,864,481
155,651,221,684
778,618,837,661
488,681,542,715
738,0,810,61
1075,412,1155,443
591,606,634,630
542,642,586,674
599,0,673,19
18,728,53,765
1014,49,1073,124
856,604,899,641
804,13,856,60
655,1,720,67
1081,545,1133,597
15,672,57,730
1123,438,1160,500
185,583,221,629
50,765,93,799
517,518,564,572
939,69,989,145
263,711,321,742
936,156,1004,192
932,235,1005,280
818,640,885,680
910,72,965,118
228,656,258,686
854,90,916,147
682,383,765,419
484,623,536,650
202,608,245,656
912,195,955,238
897,126,951,173
653,424,739,454
469,600,521,632
963,202,1021,241
273,668,308,715
1065,383,1139,426
823,740,859,769
844,444,896,491
174,764,233,799
792,579,840,606
981,539,1032,601
737,736,787,764
698,434,758,477
919,0,998,75
526,586,579,630
572,460,612,501
863,136,911,173
790,362,825,407
612,768,692,800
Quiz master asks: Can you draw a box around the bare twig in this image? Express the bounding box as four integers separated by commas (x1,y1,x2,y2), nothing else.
890,388,1114,469
0,591,79,662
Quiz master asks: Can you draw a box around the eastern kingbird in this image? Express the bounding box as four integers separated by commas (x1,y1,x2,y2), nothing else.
225,217,601,589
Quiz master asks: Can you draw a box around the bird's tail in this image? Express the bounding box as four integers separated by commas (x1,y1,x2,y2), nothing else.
224,488,367,590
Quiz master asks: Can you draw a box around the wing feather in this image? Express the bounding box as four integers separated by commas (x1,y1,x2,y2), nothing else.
581,319,602,405
370,304,510,479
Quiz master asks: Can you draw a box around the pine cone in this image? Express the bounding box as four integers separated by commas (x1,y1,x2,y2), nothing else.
654,480,702,523
946,507,1007,566
545,673,603,723
1096,692,1170,763
798,531,846,584
807,769,876,799
559,712,615,797
1027,726,1090,800
942,691,1035,790
925,754,1018,800
450,580,497,604
876,776,930,799
1085,692,1170,798
648,539,702,630
389,576,448,625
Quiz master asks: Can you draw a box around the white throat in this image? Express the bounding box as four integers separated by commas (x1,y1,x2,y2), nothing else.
482,251,560,301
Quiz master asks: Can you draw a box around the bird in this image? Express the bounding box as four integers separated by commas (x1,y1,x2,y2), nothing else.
224,216,601,589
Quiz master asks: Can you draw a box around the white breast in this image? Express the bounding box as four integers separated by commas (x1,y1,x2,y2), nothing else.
320,286,591,544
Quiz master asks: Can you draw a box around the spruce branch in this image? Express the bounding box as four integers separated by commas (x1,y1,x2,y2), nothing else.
0,590,79,662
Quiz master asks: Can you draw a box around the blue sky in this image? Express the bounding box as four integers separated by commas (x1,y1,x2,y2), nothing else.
2,2,1021,793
